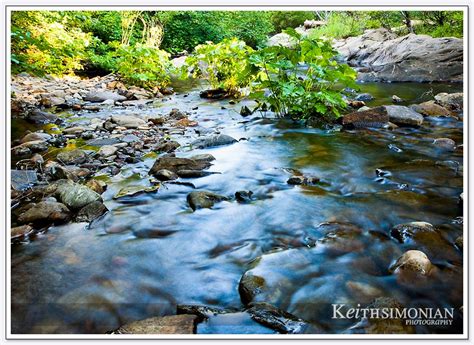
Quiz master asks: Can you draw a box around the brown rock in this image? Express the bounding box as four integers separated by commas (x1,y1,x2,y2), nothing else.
342,106,389,128
113,314,196,334
411,100,456,117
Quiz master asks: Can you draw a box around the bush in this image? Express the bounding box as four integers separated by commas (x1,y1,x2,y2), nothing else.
184,38,255,96
113,44,172,90
249,29,357,121
270,11,316,33
309,12,367,39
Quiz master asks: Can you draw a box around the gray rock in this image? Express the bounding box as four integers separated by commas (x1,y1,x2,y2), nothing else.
86,137,122,146
84,91,126,103
190,154,216,162
434,92,463,112
17,201,71,225
20,132,52,143
12,140,49,156
154,169,178,181
98,145,118,157
75,201,108,222
56,149,88,165
110,115,146,129
26,109,58,124
191,134,237,149
354,93,374,101
11,170,38,191
384,105,423,126
335,28,463,82
187,191,229,211
154,140,180,153
55,180,102,209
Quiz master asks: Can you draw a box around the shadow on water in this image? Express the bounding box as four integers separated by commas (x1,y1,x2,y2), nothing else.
11,81,463,334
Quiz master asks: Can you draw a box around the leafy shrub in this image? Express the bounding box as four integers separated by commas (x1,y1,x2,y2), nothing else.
113,44,172,90
249,29,357,121
309,12,366,39
11,11,92,76
184,38,255,96
270,11,316,33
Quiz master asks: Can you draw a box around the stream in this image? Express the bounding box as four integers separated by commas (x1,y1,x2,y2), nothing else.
11,81,464,334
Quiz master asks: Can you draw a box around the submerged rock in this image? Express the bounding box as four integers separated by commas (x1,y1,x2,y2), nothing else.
235,190,254,203
354,93,374,101
112,314,197,334
17,201,71,225
287,175,320,185
433,138,456,151
187,191,228,211
190,134,237,149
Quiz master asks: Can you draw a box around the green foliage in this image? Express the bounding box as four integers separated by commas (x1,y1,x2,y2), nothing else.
309,12,367,39
416,11,463,38
11,11,92,76
184,38,255,96
270,11,315,33
113,44,172,90
249,29,357,121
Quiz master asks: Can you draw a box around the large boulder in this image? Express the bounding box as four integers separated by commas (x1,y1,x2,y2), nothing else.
84,90,126,103
17,201,71,225
335,29,463,82
384,105,424,126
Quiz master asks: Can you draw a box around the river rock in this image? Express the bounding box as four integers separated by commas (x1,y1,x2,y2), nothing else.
98,145,118,157
26,109,58,124
84,90,126,102
341,106,389,128
433,138,456,151
11,170,38,191
434,92,463,112
45,162,91,182
389,250,434,278
11,224,34,239
354,93,374,101
153,169,178,181
287,175,320,185
187,191,229,211
55,180,102,209
20,132,52,143
390,221,434,243
75,201,108,222
384,105,423,126
191,134,237,149
112,314,197,334
63,126,86,136
110,115,146,129
317,222,365,254
246,302,320,334
149,157,212,177
392,95,403,103
411,101,455,117
190,154,216,162
335,28,463,82
235,190,254,203
12,140,49,156
169,108,187,120
177,170,217,178
17,201,71,225
154,140,180,153
113,185,159,199
56,149,88,165
85,179,106,194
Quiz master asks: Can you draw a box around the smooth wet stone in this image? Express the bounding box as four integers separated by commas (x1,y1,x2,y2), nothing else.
235,190,253,203
98,145,118,157
113,185,159,199
354,93,374,101
110,115,146,129
11,224,34,239
239,272,266,305
153,169,178,181
247,302,321,334
17,201,71,225
187,191,229,211
390,250,434,276
112,314,197,334
26,109,58,124
20,132,52,143
342,106,389,128
411,100,455,117
56,149,88,165
63,126,85,136
11,170,38,191
75,201,108,222
190,134,237,149
287,175,320,185
84,90,126,103
55,180,102,209
347,297,415,334
385,105,423,126
390,221,434,243
433,138,456,151
149,157,211,177
316,222,365,254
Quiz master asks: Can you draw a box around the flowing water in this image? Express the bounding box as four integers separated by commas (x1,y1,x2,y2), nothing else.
10,81,464,334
